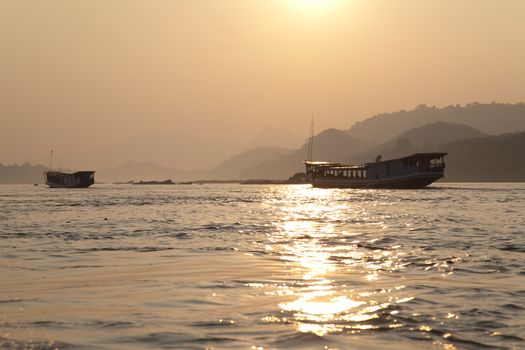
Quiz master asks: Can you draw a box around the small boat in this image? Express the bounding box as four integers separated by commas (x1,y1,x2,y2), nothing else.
305,153,447,189
44,150,95,188
45,171,95,188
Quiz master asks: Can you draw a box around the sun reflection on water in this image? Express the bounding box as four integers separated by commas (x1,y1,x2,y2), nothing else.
262,185,412,337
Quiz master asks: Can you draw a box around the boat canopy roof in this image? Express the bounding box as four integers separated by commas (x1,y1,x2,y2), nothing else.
304,161,334,166
305,152,447,169
365,152,447,165
304,161,365,169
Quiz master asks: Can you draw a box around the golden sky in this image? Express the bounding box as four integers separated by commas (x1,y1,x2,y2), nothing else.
1,0,524,166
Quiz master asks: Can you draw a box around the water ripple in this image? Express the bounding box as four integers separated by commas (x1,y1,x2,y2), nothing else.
0,183,524,349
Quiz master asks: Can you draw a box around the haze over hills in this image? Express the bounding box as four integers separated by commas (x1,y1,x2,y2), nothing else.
95,131,300,182
61,126,302,173
238,129,373,180
62,129,244,171
3,102,525,184
95,161,204,183
96,147,294,183
213,147,294,180
246,127,303,150
233,122,492,180
229,103,525,180
2,1,525,179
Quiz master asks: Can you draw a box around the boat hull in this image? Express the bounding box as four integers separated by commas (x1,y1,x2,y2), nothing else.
46,182,94,189
306,153,447,189
310,172,443,189
45,171,95,188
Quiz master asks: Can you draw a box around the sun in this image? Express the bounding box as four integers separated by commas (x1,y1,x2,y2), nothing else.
301,0,331,5
294,0,339,8
287,0,341,14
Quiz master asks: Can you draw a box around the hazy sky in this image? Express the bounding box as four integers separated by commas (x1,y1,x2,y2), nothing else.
1,0,524,166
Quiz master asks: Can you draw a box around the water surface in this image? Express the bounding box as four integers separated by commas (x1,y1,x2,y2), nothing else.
1,183,524,349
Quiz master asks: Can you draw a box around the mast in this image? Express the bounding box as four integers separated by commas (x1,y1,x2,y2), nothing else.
307,116,314,161
48,150,53,171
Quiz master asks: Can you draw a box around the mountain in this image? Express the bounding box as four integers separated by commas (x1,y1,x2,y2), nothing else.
213,147,294,179
239,129,373,179
247,127,304,150
344,122,487,164
0,163,47,184
62,129,245,171
394,122,487,146
347,102,525,143
4,103,524,183
63,127,301,174
343,124,525,182
442,132,525,181
236,103,524,180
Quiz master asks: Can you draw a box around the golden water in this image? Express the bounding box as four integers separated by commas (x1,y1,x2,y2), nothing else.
1,183,524,349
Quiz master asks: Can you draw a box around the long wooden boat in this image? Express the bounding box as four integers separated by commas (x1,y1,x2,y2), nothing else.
45,171,95,188
305,153,447,189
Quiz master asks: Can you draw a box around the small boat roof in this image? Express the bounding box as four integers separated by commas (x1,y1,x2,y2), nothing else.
45,171,95,175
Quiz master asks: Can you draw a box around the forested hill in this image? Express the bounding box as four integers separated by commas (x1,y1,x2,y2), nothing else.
343,122,487,164
443,132,525,182
0,163,48,184
347,103,525,143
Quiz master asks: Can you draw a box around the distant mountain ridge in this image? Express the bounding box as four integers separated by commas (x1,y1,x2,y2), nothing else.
229,103,525,179
238,129,372,179
3,102,525,183
394,121,487,146
213,147,293,179
62,127,302,173
0,163,71,184
344,122,488,164
342,125,525,182
347,102,525,142
442,131,525,181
